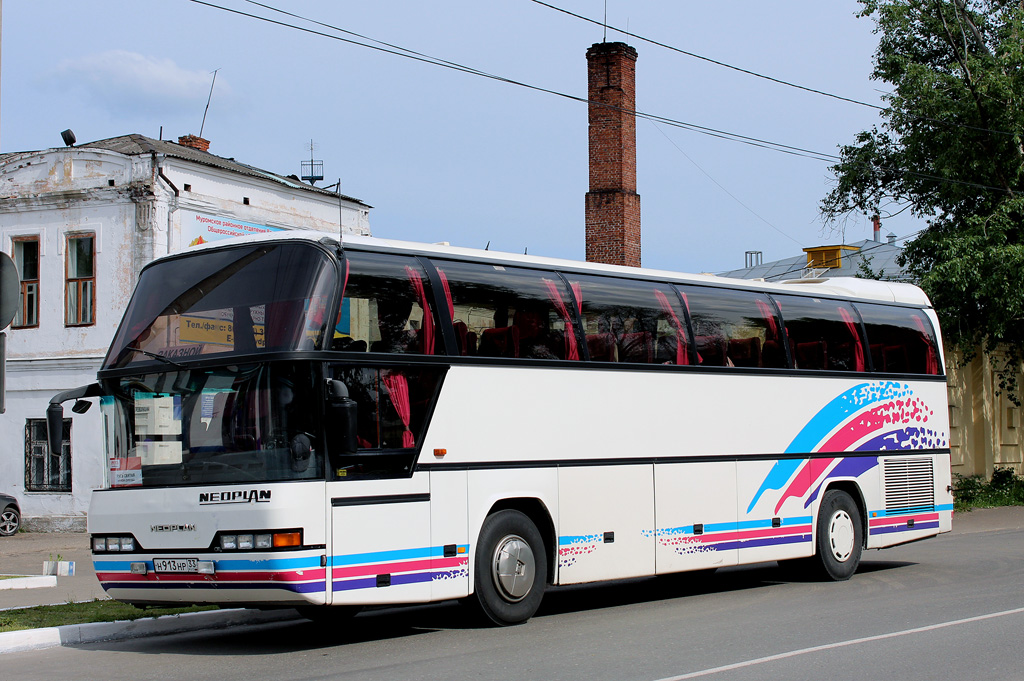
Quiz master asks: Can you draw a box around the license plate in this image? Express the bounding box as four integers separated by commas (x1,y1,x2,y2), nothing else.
153,558,199,573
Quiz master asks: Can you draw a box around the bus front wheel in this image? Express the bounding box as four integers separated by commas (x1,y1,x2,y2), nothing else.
808,489,863,581
470,509,547,626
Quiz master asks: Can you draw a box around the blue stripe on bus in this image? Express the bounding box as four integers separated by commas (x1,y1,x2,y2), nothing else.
871,504,953,517
330,544,469,566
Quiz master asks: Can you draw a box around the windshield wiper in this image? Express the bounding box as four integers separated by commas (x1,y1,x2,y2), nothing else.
126,346,186,369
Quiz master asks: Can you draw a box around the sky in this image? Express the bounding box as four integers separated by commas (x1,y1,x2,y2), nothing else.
0,0,916,274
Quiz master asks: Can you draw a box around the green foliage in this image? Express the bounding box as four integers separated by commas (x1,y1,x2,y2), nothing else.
952,466,1024,510
822,1,1024,400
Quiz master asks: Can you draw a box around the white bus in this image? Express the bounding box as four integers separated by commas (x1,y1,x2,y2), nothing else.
49,231,952,625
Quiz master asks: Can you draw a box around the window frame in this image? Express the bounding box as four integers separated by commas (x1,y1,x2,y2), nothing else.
12,236,40,329
65,232,96,327
25,417,72,493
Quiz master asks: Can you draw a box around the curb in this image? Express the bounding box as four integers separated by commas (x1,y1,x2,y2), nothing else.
0,575,58,590
0,607,302,653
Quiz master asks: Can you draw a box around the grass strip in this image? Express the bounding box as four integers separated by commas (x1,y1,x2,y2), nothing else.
0,600,218,633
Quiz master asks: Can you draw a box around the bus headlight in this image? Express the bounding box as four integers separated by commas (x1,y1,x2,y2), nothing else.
216,530,301,551
92,535,138,553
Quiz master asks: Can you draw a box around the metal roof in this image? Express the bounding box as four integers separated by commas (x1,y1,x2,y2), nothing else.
719,238,912,283
7,134,371,208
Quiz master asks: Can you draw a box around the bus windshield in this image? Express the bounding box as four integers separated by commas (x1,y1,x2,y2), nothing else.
105,242,337,369
100,362,324,488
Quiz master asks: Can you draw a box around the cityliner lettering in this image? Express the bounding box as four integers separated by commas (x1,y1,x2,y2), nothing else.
199,490,272,505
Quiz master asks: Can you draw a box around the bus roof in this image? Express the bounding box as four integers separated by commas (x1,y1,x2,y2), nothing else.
168,229,932,308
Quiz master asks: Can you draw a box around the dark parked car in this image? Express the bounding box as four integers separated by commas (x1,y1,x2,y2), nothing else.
0,493,20,536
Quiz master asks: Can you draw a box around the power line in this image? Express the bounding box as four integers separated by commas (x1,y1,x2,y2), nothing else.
648,120,806,248
187,0,1015,198
529,0,883,111
188,0,838,163
528,0,1018,139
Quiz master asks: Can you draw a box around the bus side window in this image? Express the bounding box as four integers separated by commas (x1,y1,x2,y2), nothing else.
432,260,582,361
334,252,444,355
774,295,866,372
569,275,691,365
679,286,786,369
855,303,941,375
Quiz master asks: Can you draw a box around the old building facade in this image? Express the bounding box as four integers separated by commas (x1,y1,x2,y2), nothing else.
0,134,371,528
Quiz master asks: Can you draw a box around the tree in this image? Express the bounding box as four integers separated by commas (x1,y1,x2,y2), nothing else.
822,0,1024,399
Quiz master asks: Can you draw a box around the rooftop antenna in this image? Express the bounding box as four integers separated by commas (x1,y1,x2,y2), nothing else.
484,241,490,250
199,68,219,138
301,139,324,185
603,0,607,42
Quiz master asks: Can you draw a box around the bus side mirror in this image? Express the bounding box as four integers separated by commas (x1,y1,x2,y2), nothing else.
325,379,358,460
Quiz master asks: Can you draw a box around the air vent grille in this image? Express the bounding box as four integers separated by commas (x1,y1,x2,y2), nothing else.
884,458,934,513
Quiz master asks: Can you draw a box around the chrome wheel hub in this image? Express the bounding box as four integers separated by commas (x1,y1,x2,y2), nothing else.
492,534,535,602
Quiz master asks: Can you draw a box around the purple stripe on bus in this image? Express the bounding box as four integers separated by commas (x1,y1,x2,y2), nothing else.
869,521,939,536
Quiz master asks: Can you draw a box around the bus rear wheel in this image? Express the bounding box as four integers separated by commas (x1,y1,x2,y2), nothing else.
470,509,547,626
807,489,863,581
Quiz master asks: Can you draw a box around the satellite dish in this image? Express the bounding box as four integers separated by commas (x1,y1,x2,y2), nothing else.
0,253,20,330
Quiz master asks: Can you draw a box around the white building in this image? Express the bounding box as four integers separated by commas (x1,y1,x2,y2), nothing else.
0,133,371,530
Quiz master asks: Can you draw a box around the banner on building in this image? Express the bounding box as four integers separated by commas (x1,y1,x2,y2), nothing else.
180,210,285,249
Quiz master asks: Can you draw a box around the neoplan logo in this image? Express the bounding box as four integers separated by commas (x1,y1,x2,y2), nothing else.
199,489,272,505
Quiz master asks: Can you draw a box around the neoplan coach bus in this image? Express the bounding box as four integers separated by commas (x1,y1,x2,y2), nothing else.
48,231,952,625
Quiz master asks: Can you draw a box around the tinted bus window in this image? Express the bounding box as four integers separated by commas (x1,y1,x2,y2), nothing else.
775,295,866,372
856,303,941,375
679,286,787,368
432,260,581,360
333,252,443,355
106,243,336,368
567,275,691,364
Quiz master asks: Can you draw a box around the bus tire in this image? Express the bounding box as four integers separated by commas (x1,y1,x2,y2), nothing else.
470,509,547,626
809,489,863,581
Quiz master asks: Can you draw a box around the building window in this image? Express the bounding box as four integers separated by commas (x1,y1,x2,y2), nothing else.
66,234,95,326
25,418,71,493
12,237,39,328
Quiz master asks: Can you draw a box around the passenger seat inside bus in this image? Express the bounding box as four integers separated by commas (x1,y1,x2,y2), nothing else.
795,341,828,370
620,331,653,363
479,327,519,358
587,332,617,362
728,337,762,368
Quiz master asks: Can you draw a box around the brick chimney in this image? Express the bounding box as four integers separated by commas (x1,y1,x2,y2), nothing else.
585,42,640,268
178,134,211,152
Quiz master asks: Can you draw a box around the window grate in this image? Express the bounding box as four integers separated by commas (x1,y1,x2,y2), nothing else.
25,418,72,493
884,458,934,513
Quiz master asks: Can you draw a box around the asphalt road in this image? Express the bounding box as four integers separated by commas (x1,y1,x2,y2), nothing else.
5,515,1024,681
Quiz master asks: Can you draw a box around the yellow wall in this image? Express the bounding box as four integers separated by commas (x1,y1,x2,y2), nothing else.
947,347,1024,478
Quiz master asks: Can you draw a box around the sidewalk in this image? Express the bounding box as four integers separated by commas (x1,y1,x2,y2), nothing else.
1,506,1022,652
0,531,105,609
0,530,300,653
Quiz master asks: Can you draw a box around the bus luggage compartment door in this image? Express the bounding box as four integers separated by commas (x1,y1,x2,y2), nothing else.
328,475,432,605
556,465,655,584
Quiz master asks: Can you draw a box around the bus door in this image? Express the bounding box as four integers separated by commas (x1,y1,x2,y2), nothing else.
325,364,434,605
